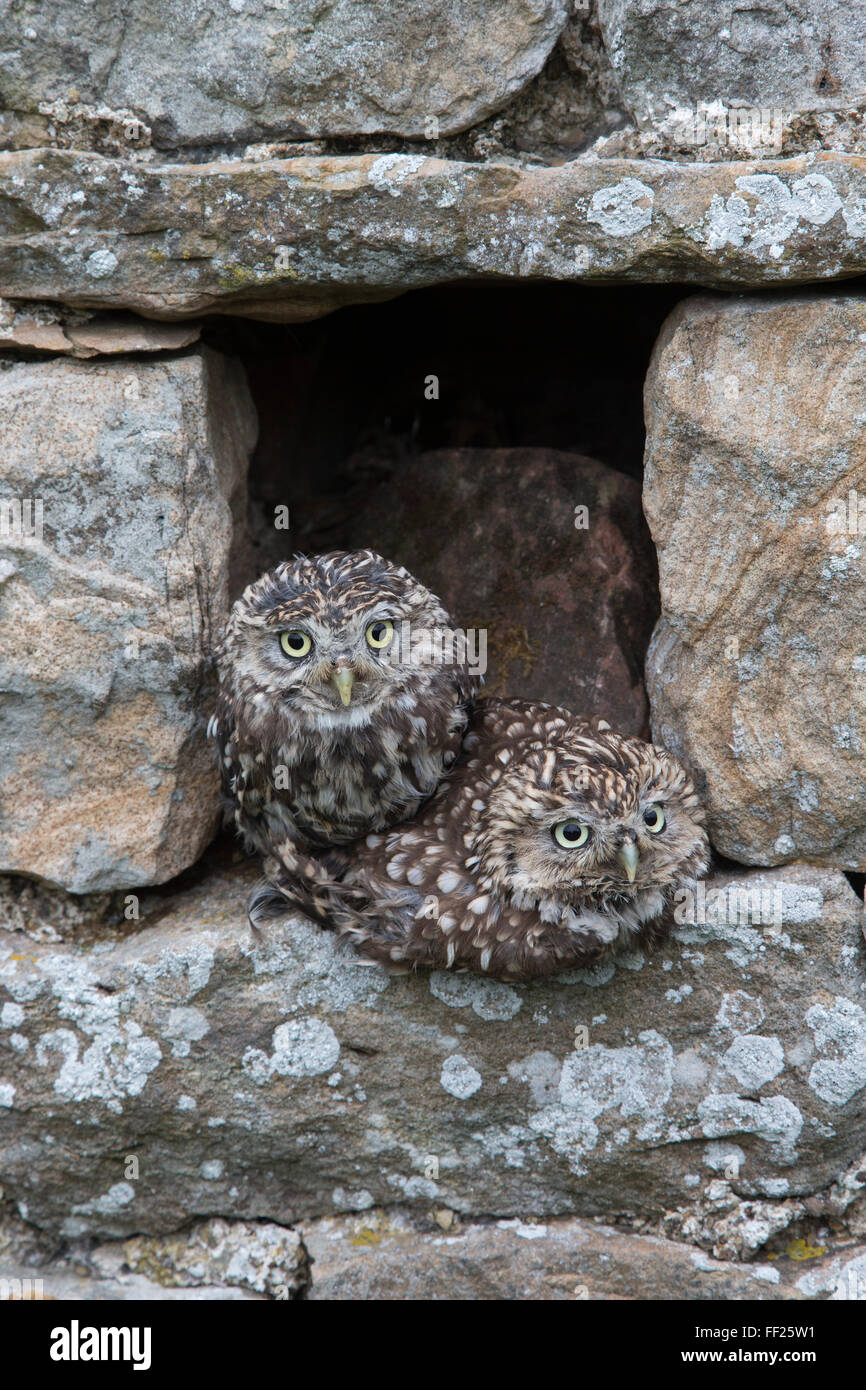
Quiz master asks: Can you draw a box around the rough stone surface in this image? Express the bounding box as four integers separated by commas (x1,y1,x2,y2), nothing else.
593,104,866,167
460,11,628,163
0,1263,260,1300
0,876,123,943
6,1207,864,1300
91,1217,307,1298
302,1208,865,1300
644,293,866,872
597,0,866,130
0,1,568,148
59,317,201,357
5,152,866,323
0,861,863,1240
4,8,863,167
0,348,257,892
0,12,628,165
342,448,657,734
0,299,200,356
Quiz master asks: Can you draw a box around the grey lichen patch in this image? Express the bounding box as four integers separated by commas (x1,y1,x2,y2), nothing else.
508,1051,562,1107
717,1035,786,1091
62,1181,137,1237
440,1054,483,1100
243,919,390,1013
586,176,654,236
703,1142,747,1174
483,1120,542,1164
697,1095,804,1162
160,1005,209,1058
21,952,164,1111
242,1017,341,1083
331,1187,374,1213
367,153,429,196
698,173,848,260
35,1024,162,1110
674,914,801,970
715,990,766,1034
559,959,617,987
131,939,216,1000
85,248,119,278
531,1030,674,1176
763,880,825,924
669,1177,802,1262
428,971,522,1021
384,1173,442,1202
672,1048,710,1092
806,998,866,1106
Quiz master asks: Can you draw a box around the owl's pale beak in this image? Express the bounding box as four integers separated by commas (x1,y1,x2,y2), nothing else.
331,668,355,707
618,841,639,883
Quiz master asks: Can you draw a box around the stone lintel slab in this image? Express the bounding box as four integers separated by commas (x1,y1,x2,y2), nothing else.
2,150,866,322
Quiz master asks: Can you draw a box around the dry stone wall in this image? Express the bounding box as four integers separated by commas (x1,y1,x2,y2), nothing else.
0,0,864,1301
0,348,257,891
644,292,866,872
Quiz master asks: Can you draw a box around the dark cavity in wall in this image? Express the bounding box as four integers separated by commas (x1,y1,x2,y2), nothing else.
205,282,686,544
204,283,690,732
846,871,866,903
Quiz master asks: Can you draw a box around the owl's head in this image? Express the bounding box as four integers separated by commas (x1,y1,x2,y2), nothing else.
475,714,709,908
220,550,477,730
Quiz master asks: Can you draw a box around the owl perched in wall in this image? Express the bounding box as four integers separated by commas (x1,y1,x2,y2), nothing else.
211,550,479,920
261,698,709,981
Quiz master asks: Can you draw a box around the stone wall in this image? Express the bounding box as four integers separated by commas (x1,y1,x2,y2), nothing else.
0,346,257,892
0,1,864,1301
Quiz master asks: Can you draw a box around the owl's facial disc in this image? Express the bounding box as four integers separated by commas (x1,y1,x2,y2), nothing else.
550,821,642,885
264,608,415,724
474,729,709,913
324,618,393,706
494,789,693,904
551,811,665,891
551,817,638,883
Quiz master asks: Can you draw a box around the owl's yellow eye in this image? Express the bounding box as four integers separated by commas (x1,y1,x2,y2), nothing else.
553,821,590,849
366,619,394,650
643,804,666,834
280,630,312,659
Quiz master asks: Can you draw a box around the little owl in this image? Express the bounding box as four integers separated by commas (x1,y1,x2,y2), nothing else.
211,549,480,920
260,697,710,981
